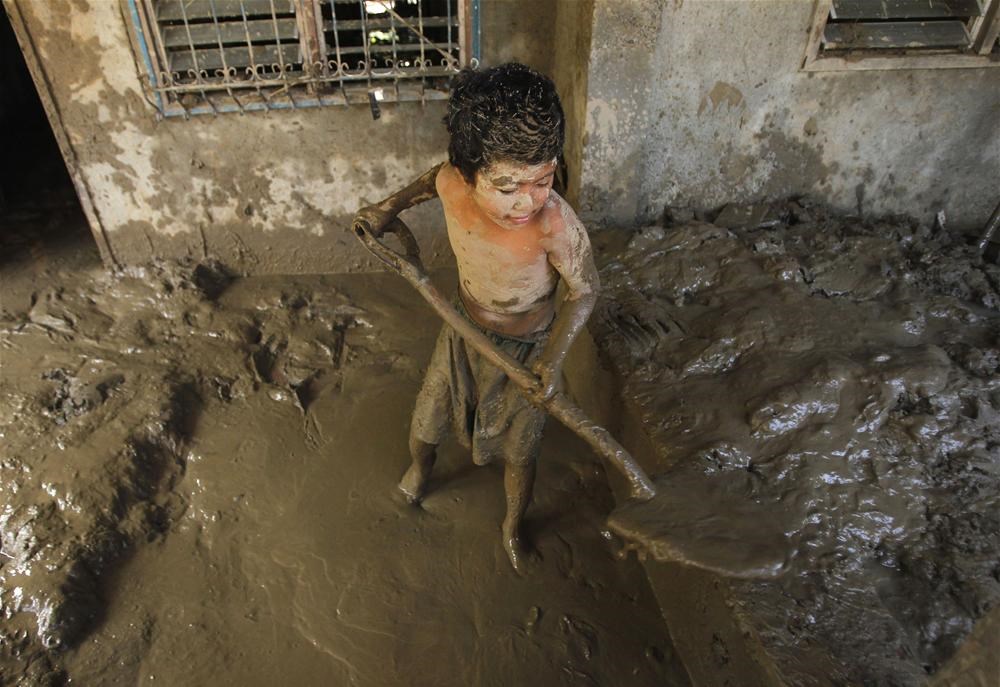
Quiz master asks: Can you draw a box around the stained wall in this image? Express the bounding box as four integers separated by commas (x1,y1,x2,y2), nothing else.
577,0,1000,231
6,0,999,271
3,0,557,272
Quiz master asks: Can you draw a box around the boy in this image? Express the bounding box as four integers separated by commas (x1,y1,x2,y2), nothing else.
353,63,598,572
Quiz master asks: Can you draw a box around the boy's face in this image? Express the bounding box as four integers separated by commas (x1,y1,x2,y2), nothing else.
471,159,557,230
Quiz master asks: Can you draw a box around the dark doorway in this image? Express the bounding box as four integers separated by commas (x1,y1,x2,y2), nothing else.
1,6,96,270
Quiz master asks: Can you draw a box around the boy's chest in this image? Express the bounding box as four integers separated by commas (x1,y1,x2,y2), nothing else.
448,222,551,274
446,219,557,309
448,220,548,270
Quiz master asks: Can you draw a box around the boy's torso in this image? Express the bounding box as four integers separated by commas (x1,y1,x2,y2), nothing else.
437,166,561,337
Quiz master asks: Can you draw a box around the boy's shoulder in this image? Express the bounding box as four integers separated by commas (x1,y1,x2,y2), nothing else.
538,191,586,242
435,162,463,198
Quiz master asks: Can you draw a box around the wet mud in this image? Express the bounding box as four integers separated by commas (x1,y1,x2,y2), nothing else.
0,240,688,686
591,205,1000,685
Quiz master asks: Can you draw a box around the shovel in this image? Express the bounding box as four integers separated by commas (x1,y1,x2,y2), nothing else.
352,217,790,579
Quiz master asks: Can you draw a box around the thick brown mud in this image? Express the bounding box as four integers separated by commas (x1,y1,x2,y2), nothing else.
0,240,688,686
591,206,1000,685
4,202,998,686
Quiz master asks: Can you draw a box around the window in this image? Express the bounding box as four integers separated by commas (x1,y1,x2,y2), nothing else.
126,0,480,117
803,0,1000,70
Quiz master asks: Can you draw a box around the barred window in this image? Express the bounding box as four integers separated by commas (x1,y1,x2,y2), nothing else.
126,0,480,117
804,0,1000,70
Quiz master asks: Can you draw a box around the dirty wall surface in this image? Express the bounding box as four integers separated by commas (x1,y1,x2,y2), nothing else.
590,207,1000,685
0,221,690,686
578,0,1000,231
18,0,999,277
4,0,557,273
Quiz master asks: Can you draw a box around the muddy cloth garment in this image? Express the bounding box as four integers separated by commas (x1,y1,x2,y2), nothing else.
410,297,550,466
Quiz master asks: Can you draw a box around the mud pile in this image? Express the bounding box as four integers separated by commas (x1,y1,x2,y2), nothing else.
592,205,1000,685
0,261,367,683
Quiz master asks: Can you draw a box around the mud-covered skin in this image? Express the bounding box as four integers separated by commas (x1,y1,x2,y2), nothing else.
0,232,688,685
438,161,599,397
353,162,443,238
591,209,1000,685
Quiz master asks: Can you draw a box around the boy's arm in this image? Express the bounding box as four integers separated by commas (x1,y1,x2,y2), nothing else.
353,163,443,236
533,212,600,399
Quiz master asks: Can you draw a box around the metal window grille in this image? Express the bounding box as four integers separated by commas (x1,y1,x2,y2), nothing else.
820,0,1000,54
127,0,480,118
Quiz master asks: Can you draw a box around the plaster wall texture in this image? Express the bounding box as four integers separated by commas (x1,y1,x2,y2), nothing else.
5,0,556,273
578,0,1000,231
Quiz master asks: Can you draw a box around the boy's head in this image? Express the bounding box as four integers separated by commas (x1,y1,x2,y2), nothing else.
445,63,565,184
445,63,564,228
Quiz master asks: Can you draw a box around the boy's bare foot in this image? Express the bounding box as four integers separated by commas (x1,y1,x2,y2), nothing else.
398,464,429,505
502,521,537,573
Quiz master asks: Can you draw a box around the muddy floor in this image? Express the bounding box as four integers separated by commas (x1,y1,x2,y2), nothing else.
591,203,1000,686
4,201,998,687
0,213,689,686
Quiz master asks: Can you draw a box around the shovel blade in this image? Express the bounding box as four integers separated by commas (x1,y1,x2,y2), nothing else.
607,470,791,580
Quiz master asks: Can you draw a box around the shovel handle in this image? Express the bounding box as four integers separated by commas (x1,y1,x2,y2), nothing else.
353,217,425,274
352,217,657,501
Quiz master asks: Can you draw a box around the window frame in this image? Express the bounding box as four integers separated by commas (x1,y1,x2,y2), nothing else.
124,0,481,118
802,0,1000,71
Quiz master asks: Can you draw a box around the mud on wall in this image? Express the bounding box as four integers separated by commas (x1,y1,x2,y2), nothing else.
577,0,1000,231
3,0,558,273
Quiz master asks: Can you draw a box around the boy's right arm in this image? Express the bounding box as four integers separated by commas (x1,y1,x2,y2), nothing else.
353,163,443,236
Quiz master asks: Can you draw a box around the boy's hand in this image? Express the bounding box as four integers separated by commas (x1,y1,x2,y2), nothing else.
530,359,560,402
353,204,394,238
353,164,441,237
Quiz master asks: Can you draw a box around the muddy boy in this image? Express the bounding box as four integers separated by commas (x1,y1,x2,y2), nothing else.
354,63,598,572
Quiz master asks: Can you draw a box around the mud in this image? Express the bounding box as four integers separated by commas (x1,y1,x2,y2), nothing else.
0,227,688,686
590,204,1000,685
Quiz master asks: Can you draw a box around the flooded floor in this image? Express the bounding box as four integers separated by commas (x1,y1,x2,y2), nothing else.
0,212,689,686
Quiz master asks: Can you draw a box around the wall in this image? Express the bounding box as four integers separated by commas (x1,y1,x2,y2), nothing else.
3,0,557,273
550,0,594,208
9,0,998,270
577,0,1000,231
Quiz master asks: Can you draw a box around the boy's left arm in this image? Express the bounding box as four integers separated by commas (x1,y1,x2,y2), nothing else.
533,214,600,399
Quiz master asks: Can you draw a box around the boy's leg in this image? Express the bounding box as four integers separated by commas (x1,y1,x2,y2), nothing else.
401,324,463,504
498,392,547,571
399,434,437,504
489,337,549,571
502,458,537,572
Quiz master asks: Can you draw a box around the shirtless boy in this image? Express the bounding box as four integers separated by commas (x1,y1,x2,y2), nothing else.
353,63,598,572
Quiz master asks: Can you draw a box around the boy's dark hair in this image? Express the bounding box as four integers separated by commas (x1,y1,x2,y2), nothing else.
445,63,565,185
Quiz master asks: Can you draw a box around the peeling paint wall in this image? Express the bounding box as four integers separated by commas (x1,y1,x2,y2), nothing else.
5,0,556,273
578,0,1000,231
